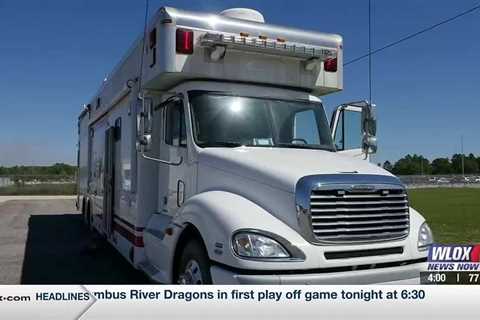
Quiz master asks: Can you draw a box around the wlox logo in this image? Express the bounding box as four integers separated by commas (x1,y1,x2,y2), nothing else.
428,244,480,262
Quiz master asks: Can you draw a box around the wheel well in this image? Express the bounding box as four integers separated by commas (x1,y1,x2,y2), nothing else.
172,223,207,283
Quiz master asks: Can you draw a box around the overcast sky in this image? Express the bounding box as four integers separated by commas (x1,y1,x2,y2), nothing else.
0,0,479,166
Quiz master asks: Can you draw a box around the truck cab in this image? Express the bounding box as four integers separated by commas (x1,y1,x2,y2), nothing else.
78,7,432,284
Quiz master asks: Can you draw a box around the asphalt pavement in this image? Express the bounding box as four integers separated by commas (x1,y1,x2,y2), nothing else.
0,197,148,284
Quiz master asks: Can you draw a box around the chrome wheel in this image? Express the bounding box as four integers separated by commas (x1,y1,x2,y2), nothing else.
178,259,204,284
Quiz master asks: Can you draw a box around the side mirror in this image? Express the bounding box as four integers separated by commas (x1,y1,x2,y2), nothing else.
137,97,154,152
138,133,152,149
361,104,377,155
362,104,376,136
143,101,153,134
331,100,378,158
363,135,377,154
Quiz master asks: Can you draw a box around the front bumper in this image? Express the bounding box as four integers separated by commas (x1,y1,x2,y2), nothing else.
211,261,427,285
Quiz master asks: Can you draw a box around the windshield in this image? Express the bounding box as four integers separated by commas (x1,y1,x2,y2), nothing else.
189,91,335,151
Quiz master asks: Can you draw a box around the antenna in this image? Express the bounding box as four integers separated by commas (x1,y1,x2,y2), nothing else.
138,0,150,92
368,0,373,103
461,135,465,177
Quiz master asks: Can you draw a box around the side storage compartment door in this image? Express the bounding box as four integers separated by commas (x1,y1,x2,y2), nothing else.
103,127,115,237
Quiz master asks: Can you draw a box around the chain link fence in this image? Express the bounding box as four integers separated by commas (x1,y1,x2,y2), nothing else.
398,174,480,189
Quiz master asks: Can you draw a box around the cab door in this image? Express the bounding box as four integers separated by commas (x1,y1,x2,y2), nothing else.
330,101,377,161
158,98,189,215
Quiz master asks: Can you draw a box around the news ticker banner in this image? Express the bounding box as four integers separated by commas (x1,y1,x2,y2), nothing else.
0,285,478,319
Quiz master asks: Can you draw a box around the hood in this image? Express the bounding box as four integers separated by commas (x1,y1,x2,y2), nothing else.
198,147,394,193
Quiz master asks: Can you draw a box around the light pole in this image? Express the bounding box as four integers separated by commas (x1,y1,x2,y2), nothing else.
461,136,465,177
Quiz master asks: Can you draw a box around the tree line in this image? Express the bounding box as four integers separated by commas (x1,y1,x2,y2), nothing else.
2,156,479,177
0,163,76,176
382,154,480,175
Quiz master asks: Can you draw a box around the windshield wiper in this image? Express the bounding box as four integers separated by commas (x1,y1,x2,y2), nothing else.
198,141,244,148
276,143,334,151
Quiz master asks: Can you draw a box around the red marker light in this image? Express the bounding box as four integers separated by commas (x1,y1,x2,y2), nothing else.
176,28,194,54
324,58,337,72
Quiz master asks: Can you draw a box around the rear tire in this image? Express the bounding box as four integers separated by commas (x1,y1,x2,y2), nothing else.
176,240,212,284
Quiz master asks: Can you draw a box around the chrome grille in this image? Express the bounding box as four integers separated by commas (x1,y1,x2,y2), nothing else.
309,188,409,243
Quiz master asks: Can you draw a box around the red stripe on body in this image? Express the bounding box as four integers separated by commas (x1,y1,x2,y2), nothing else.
113,221,144,247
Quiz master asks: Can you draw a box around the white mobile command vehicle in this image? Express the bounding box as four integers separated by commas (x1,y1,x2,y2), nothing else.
77,7,432,284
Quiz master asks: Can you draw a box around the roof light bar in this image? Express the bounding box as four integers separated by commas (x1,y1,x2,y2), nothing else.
200,33,337,61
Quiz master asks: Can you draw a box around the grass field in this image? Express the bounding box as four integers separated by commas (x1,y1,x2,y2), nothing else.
409,188,480,243
0,183,76,196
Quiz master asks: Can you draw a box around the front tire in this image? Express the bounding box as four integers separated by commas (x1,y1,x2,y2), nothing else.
177,240,212,284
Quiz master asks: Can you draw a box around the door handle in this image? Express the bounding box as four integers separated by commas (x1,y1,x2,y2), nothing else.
177,180,185,207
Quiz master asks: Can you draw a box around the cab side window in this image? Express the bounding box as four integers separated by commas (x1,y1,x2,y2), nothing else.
165,101,186,147
334,109,362,150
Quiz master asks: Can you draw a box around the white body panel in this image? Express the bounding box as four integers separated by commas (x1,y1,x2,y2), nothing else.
77,7,428,284
198,147,388,193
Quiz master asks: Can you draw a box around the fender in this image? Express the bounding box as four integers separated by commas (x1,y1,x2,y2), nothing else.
175,191,308,265
143,190,308,283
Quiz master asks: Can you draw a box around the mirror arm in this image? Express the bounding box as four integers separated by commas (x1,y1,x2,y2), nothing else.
338,100,369,109
332,100,377,158
155,95,183,111
363,139,370,160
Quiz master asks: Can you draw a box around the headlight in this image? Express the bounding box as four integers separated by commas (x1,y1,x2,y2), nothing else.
233,232,290,258
418,222,433,251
